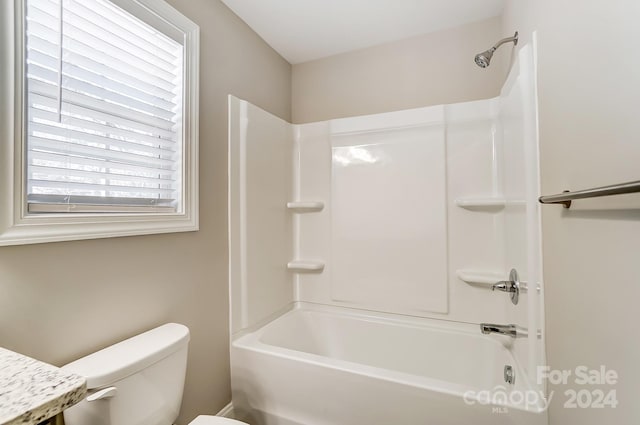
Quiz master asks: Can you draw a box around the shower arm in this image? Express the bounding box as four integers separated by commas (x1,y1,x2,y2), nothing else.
491,32,519,52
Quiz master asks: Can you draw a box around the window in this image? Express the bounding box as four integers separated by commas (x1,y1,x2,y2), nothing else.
0,0,199,245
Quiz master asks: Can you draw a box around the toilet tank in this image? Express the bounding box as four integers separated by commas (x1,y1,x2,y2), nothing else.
62,323,190,425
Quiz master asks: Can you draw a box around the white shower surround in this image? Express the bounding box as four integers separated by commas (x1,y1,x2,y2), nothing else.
228,39,545,425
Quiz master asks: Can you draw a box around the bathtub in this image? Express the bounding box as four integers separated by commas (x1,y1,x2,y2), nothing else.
231,303,548,425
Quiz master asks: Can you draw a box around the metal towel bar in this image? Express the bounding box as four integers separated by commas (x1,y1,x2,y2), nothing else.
538,180,640,208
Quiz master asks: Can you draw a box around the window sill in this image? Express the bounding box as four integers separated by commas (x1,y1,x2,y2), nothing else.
0,213,198,246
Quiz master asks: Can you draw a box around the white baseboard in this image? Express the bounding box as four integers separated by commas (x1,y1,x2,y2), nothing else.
216,402,235,418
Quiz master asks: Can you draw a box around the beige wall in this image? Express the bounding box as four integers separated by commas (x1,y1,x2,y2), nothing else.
0,1,290,424
502,1,640,423
291,16,505,123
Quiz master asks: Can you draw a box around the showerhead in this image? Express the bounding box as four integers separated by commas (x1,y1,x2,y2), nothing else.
474,48,495,68
474,31,518,68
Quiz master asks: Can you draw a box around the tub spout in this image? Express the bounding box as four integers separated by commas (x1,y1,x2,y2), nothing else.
480,323,518,338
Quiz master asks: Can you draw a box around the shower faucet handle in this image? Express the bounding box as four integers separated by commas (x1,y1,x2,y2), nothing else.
492,268,520,305
492,281,513,292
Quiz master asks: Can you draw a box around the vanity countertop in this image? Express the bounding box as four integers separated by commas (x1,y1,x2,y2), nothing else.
0,347,86,425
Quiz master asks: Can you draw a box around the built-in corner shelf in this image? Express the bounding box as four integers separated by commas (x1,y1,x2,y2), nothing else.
286,201,324,213
455,198,506,211
456,269,504,287
455,197,527,211
287,260,325,273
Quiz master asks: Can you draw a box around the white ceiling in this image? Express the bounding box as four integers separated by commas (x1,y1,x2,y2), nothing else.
220,0,506,64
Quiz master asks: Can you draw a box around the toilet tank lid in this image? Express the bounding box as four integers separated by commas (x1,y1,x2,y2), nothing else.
62,323,190,389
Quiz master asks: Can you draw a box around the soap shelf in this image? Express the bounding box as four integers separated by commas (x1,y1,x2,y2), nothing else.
456,269,504,287
455,198,506,211
455,197,526,211
287,260,325,273
287,201,324,212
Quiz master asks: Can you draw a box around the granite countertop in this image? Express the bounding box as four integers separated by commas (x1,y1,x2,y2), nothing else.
0,347,86,425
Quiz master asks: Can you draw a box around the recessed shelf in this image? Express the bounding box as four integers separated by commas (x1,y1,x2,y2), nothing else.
286,201,325,212
456,269,505,287
287,260,325,272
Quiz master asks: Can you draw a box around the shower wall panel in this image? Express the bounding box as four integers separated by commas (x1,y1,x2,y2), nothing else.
229,96,294,334
330,113,448,315
498,40,545,391
294,102,510,324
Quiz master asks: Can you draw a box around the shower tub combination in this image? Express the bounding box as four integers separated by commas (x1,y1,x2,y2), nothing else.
231,303,547,425
229,34,545,425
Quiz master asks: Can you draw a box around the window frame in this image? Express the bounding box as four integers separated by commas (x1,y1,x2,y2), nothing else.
0,0,200,246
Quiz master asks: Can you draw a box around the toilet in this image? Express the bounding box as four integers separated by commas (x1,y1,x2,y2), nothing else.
62,323,247,425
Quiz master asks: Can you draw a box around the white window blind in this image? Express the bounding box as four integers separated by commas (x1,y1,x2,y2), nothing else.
25,0,184,213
